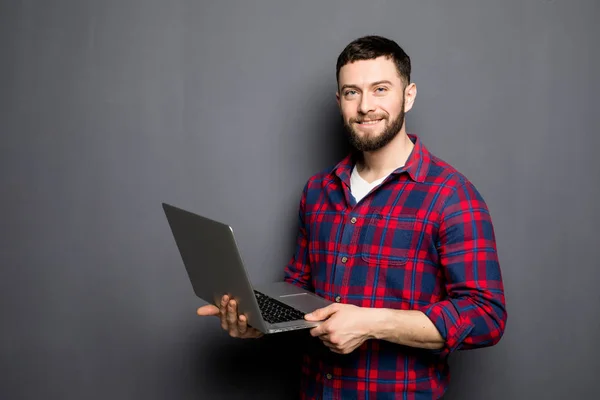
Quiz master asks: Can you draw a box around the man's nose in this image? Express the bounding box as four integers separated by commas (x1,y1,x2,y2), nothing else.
358,93,375,114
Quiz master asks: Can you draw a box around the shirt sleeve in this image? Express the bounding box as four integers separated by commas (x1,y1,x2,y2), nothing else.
421,179,507,358
283,182,313,291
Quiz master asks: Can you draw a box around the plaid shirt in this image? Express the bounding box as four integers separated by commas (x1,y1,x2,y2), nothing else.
284,134,507,400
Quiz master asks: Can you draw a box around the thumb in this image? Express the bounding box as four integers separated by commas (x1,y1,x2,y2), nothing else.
305,304,338,321
197,304,219,316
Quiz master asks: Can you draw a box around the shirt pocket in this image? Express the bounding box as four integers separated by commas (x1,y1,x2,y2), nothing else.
359,212,415,266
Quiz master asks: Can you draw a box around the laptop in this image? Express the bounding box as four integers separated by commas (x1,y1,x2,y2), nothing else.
162,203,333,334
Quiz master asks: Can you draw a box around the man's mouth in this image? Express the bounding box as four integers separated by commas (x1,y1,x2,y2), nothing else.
356,119,383,126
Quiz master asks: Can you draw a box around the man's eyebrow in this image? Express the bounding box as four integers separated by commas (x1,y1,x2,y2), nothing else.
340,84,360,92
340,80,394,92
371,80,393,87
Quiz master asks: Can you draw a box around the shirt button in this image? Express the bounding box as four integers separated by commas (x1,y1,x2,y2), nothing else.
341,256,348,263
350,217,357,224
335,296,341,303
326,373,332,380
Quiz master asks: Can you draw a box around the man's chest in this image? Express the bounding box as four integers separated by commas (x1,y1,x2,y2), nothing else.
306,179,442,257
303,181,446,307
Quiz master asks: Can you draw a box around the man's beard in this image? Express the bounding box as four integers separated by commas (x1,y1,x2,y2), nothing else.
343,101,405,152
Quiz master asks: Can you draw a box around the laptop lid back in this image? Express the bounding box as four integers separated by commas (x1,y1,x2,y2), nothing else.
162,203,266,331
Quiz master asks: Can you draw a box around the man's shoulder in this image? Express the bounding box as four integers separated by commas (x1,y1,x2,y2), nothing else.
425,151,471,190
423,151,487,207
307,166,335,184
296,162,345,209
303,162,342,190
426,153,468,186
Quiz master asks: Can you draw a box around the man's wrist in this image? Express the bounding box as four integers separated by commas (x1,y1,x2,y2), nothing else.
365,308,397,341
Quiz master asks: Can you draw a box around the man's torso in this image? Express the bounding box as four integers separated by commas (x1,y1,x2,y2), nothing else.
296,136,463,399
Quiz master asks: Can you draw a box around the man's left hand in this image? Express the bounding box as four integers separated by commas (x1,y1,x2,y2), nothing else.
305,303,376,354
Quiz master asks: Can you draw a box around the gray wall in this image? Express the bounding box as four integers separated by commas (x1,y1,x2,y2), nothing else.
1,0,598,399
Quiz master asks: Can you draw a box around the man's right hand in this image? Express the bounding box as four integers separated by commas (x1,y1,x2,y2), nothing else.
196,294,264,339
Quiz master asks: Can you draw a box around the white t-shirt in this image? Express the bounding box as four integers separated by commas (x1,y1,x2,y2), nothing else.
350,165,389,203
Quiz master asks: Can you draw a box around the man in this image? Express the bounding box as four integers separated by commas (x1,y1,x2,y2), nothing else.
197,35,507,399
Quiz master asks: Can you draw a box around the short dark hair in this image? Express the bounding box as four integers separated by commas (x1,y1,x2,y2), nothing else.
336,35,411,86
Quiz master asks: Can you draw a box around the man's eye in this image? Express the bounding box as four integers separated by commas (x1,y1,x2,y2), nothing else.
345,90,357,96
375,87,387,93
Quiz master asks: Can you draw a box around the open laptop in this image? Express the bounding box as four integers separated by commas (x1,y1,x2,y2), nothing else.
162,203,332,334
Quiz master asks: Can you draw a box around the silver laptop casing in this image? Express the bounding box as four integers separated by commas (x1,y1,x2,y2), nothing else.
162,203,332,334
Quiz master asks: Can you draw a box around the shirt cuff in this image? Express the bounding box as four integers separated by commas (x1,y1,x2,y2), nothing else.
421,300,474,357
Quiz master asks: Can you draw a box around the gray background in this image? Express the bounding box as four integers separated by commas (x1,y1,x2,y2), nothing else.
1,0,598,399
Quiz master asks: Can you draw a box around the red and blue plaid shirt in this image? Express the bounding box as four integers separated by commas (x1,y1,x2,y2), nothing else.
284,134,507,400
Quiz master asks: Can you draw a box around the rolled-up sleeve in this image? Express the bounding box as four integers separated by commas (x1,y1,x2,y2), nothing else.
422,179,507,358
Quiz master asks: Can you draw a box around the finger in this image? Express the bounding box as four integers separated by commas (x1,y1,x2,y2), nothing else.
319,339,344,353
322,341,340,352
226,300,239,327
220,295,230,308
246,327,263,338
305,304,338,321
245,329,264,339
310,323,328,337
238,314,248,335
196,304,219,316
318,334,331,342
219,296,229,330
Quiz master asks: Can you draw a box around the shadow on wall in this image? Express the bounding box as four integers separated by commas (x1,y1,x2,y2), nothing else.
291,71,353,175
187,328,309,399
257,71,354,284
311,95,353,170
316,102,353,166
163,73,354,400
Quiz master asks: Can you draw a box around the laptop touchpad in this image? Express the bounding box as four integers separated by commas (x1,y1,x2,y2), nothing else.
280,293,330,313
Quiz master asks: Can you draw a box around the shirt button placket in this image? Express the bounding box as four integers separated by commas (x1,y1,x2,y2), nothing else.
332,215,355,309
323,373,334,399
335,217,354,307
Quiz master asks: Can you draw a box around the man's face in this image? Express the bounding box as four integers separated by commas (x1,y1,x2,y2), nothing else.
336,56,408,152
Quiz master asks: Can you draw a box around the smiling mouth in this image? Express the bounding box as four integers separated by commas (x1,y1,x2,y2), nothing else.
356,119,383,126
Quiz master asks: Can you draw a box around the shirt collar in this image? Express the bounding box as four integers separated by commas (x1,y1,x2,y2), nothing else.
332,134,431,185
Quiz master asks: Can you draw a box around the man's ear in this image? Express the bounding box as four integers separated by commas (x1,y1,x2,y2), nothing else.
404,82,417,113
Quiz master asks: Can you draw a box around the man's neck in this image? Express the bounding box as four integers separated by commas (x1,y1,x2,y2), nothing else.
356,131,414,183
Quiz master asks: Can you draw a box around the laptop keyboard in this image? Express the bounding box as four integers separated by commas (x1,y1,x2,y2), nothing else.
254,290,306,324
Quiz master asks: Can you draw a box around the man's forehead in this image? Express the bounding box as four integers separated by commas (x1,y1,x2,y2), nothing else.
338,57,400,85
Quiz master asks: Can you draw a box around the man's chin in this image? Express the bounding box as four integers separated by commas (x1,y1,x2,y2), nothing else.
349,136,383,152
352,126,385,139
357,135,387,149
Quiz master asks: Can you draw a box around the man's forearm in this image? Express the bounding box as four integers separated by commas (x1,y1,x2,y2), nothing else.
367,308,445,350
